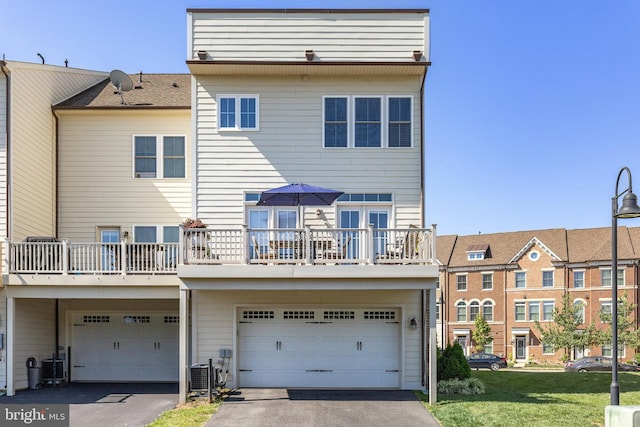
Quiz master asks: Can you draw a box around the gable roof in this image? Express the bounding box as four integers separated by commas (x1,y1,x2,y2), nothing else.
54,73,190,109
442,228,568,268
509,237,562,263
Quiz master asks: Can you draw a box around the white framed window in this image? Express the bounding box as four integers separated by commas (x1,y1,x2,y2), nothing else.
323,96,348,147
515,302,526,321
322,96,413,148
482,301,494,321
457,274,468,291
133,225,179,243
467,252,485,260
133,135,185,179
601,268,624,288
482,273,493,290
574,299,586,324
542,270,554,288
542,343,555,355
469,301,480,321
528,302,540,321
388,97,412,148
218,95,259,130
542,301,554,321
354,96,382,148
573,270,585,288
456,301,467,322
515,271,526,288
600,300,612,322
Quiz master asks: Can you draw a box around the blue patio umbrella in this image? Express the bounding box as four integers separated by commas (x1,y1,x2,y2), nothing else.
257,183,344,207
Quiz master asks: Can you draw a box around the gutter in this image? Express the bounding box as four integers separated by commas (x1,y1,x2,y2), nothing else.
1,61,11,238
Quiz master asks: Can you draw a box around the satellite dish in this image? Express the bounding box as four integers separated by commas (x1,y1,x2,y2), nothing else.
109,70,133,105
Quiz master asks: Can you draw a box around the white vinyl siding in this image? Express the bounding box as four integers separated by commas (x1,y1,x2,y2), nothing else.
7,63,107,239
193,289,424,390
194,75,422,228
57,110,191,241
189,11,429,62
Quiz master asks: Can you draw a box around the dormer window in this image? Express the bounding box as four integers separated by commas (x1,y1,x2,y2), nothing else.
466,244,489,261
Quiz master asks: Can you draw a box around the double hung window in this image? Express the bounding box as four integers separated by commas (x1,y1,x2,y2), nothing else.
134,136,185,179
218,95,259,130
323,96,412,148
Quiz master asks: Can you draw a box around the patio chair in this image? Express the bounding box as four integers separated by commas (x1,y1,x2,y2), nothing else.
322,236,352,260
251,236,277,261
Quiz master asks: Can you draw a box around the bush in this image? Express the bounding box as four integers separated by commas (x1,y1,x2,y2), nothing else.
437,342,471,381
437,377,486,395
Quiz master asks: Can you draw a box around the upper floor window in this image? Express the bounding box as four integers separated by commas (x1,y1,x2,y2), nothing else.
573,271,585,288
324,97,348,147
601,268,623,288
515,271,526,288
469,301,480,321
482,273,493,290
600,301,612,322
468,252,485,260
456,301,467,322
528,302,540,321
354,97,381,147
542,271,554,288
457,275,467,291
323,96,412,148
218,95,259,130
542,301,554,321
515,302,526,321
388,97,412,148
574,300,585,324
134,136,185,179
482,301,494,321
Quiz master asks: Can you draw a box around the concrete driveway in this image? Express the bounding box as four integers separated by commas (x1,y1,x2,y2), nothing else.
0,383,178,427
206,389,440,427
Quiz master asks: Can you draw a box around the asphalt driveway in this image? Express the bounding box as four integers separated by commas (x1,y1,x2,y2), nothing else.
206,389,440,427
0,383,178,427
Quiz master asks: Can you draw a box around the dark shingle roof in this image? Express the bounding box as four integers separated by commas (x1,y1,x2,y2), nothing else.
54,74,190,109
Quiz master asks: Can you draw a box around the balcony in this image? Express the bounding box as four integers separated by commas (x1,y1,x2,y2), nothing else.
5,226,436,275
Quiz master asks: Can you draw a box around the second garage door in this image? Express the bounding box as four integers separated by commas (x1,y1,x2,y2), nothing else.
238,308,400,388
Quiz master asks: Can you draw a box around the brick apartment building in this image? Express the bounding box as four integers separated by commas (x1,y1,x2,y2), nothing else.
436,226,640,364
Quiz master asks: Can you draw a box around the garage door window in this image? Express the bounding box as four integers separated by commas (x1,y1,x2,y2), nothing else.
324,310,355,320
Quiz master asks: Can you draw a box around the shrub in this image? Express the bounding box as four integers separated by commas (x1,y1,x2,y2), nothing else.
437,342,471,381
437,377,486,395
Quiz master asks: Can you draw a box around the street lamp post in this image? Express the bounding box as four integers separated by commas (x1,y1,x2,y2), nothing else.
610,166,640,406
438,294,446,350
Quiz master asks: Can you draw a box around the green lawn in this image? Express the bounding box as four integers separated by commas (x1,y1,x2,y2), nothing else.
420,370,640,427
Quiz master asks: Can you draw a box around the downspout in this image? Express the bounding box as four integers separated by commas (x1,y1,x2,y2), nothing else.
421,289,425,387
52,108,59,236
1,61,11,238
419,66,427,227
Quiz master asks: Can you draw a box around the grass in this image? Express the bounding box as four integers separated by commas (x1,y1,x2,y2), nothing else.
146,397,221,427
419,370,640,427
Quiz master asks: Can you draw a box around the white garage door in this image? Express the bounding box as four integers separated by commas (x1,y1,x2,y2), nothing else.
71,313,179,382
238,308,400,388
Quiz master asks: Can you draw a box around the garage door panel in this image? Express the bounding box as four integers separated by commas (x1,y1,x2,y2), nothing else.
72,313,178,382
238,308,400,388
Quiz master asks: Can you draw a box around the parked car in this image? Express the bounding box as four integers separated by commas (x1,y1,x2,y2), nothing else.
466,353,508,371
564,356,640,372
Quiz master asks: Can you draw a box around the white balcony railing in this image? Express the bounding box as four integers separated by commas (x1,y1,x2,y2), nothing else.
5,225,435,275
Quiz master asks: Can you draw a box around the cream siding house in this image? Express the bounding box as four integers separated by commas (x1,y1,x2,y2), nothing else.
2,69,190,392
182,9,438,403
0,61,108,390
1,9,439,404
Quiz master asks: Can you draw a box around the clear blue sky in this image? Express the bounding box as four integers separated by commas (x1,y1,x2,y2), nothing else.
3,1,639,236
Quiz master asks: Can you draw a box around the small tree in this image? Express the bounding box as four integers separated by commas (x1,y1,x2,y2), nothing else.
597,293,639,361
472,315,493,353
437,341,471,381
534,293,597,361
